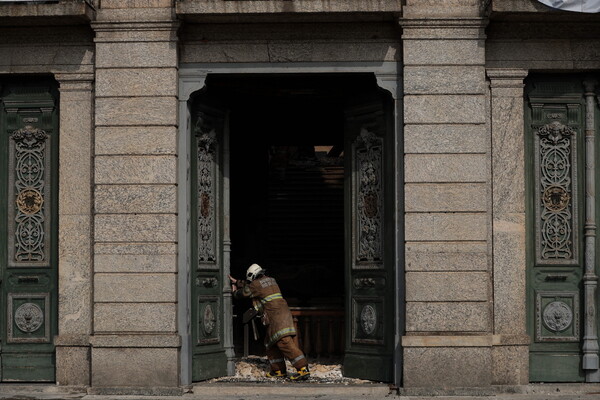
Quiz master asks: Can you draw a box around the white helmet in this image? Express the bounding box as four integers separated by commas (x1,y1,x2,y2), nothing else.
246,263,264,281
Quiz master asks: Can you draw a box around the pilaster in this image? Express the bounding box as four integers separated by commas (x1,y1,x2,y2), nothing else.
53,72,94,387
90,4,181,393
487,68,530,385
401,15,492,388
582,78,600,382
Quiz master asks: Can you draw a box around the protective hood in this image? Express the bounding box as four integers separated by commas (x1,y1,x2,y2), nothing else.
537,0,600,12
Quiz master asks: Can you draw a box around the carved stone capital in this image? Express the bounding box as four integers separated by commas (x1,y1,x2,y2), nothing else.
55,73,94,93
487,68,528,90
583,78,598,94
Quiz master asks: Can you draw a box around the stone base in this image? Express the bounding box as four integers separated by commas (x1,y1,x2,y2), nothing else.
492,344,529,385
91,347,179,387
403,345,492,388
399,386,497,396
56,346,90,386
402,335,530,388
55,335,91,387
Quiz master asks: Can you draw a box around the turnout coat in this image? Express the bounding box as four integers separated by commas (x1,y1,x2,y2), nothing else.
235,276,296,348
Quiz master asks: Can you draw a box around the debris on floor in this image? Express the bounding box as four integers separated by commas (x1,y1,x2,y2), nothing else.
209,356,373,384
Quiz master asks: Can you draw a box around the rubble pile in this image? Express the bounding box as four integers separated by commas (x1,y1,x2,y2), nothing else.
210,356,372,384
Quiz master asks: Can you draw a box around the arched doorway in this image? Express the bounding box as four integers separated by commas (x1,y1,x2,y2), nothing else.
180,68,402,385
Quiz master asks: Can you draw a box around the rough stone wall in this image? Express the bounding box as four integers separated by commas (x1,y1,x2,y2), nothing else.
90,0,181,391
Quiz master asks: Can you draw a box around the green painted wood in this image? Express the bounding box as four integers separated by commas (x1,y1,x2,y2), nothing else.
526,76,586,382
0,80,59,382
190,98,230,381
342,90,395,382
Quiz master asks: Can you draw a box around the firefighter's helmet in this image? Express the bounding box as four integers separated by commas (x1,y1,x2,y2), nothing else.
246,263,264,282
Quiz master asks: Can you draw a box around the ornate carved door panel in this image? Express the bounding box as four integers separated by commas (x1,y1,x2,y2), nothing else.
343,91,395,382
527,77,587,382
190,100,232,381
0,82,58,381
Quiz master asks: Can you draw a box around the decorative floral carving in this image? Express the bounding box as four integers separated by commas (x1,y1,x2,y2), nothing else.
543,301,573,332
360,305,376,335
203,304,216,335
202,277,217,288
536,121,577,261
538,121,575,144
10,126,48,263
195,118,218,264
353,277,376,289
14,302,44,333
355,128,383,263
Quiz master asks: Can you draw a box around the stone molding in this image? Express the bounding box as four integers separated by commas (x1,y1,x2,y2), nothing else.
177,0,403,15
90,334,181,348
402,334,530,347
92,21,180,42
400,17,488,39
54,334,90,347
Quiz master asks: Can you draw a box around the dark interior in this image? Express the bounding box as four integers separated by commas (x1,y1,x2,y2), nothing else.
197,73,379,356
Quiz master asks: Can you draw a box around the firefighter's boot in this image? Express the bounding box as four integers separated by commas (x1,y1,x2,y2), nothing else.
290,366,310,381
266,370,287,378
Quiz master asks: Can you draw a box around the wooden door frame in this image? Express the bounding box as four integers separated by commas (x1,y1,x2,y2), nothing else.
177,62,404,386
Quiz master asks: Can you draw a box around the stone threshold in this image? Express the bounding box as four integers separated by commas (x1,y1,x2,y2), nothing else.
192,382,391,396
4,383,600,399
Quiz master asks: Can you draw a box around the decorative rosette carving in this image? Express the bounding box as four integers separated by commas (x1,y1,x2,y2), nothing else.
14,302,44,333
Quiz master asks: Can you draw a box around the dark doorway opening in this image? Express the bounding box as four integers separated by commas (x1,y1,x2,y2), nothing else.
200,73,380,358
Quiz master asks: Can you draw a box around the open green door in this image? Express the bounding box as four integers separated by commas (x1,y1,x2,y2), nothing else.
0,81,58,381
343,90,395,382
190,98,233,381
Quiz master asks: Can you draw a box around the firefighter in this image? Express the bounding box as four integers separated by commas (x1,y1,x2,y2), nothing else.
229,263,310,380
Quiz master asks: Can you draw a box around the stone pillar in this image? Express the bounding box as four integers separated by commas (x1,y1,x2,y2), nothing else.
487,68,530,385
401,2,492,388
91,1,180,394
54,73,94,387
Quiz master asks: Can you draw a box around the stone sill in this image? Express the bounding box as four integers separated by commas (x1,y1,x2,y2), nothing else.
0,0,95,24
176,0,402,16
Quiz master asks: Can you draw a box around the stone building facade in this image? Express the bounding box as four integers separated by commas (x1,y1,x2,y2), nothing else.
0,0,599,394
